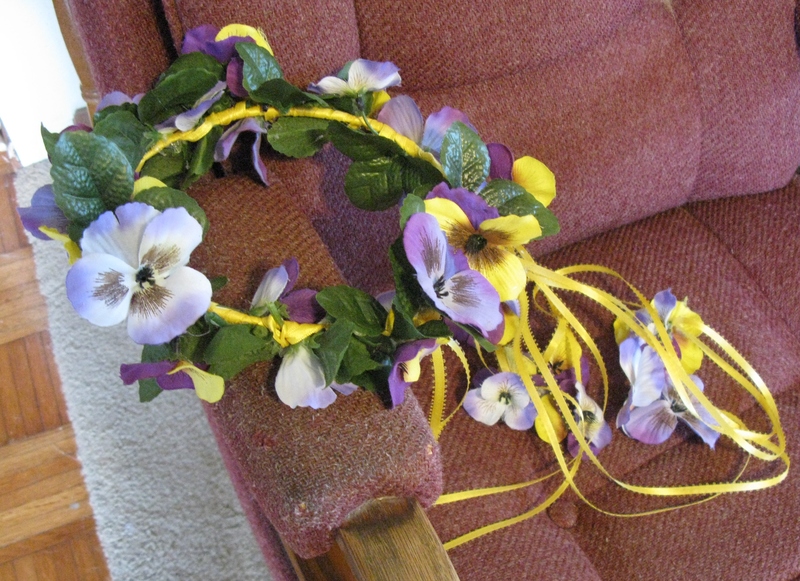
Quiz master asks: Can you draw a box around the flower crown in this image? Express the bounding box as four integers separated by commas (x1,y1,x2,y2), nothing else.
19,23,788,547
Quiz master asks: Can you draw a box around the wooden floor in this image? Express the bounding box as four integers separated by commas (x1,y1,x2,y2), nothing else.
0,151,110,580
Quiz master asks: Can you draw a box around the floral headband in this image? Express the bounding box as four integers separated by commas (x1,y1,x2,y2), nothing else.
19,23,788,547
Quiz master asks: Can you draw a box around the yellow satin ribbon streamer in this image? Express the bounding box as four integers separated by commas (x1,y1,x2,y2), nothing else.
429,340,471,440
432,251,788,548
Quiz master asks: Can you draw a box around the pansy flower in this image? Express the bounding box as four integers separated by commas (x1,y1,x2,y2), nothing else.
377,95,475,156
614,289,704,374
424,183,541,301
487,142,556,208
403,211,503,342
120,360,225,403
17,185,80,263
388,338,439,407
156,81,227,132
251,258,322,324
65,203,212,345
567,382,612,458
308,59,401,97
215,118,269,185
620,375,720,449
275,343,355,409
464,370,536,430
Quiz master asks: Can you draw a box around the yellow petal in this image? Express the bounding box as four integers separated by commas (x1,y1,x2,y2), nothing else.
676,336,704,374
544,319,582,374
424,197,473,233
472,249,527,302
535,394,568,443
39,226,82,264
511,156,556,207
370,90,391,116
481,214,542,247
668,300,704,338
216,24,273,54
133,176,168,196
497,304,520,346
613,317,630,345
171,362,225,403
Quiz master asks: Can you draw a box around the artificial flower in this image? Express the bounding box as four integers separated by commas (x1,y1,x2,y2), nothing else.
425,184,541,301
17,184,70,241
120,360,225,403
156,81,227,132
215,118,269,185
251,258,322,323
487,142,556,208
275,343,337,409
308,59,401,97
614,289,704,374
388,338,439,407
567,382,612,458
377,95,475,156
65,203,212,345
403,211,503,341
616,335,668,427
96,91,142,111
620,375,720,449
464,370,536,430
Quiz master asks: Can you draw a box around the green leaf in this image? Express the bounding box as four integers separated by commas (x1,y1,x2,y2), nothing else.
440,121,490,191
138,68,219,126
134,186,209,234
479,179,560,238
93,110,155,170
92,102,138,125
399,192,425,229
50,131,134,225
389,237,430,321
327,123,405,161
41,125,59,160
139,379,162,403
176,319,212,363
236,42,283,93
316,285,387,337
344,157,405,211
247,78,311,112
266,117,331,158
184,125,224,189
162,51,224,80
336,338,384,384
204,324,279,380
210,276,229,293
400,156,445,194
314,319,355,385
138,142,190,188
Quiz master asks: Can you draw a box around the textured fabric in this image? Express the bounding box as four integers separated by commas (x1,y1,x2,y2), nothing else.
673,0,800,201
190,175,443,558
687,177,800,341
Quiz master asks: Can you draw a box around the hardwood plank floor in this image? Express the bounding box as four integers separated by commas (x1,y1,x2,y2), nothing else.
0,151,110,579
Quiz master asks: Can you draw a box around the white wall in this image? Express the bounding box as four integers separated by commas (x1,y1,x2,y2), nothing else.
0,0,85,166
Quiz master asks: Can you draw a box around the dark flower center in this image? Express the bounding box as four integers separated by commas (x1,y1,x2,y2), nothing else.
464,233,488,255
135,265,156,289
433,275,448,298
498,390,512,405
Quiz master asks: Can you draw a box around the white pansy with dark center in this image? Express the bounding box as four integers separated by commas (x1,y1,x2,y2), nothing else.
464,371,536,430
66,202,212,345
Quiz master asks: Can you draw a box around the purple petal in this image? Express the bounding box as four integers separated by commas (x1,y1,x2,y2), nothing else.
421,107,475,154
331,382,359,396
283,289,322,324
502,403,536,431
438,269,503,340
281,258,300,296
66,252,134,327
252,264,289,309
17,185,70,240
404,212,447,287
622,399,677,445
377,95,424,144
251,131,269,185
463,389,505,426
347,59,401,92
120,360,175,384
126,267,212,345
215,118,267,162
487,142,514,180
181,25,220,55
156,370,196,390
426,182,499,227
97,91,135,112
678,411,720,449
388,339,438,407
652,289,677,323
170,81,226,131
226,57,248,98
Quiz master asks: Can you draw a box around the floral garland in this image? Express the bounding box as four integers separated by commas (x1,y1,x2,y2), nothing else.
19,23,788,547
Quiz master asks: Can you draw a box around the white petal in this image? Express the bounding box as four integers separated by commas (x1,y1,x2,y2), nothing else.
276,345,336,409
126,266,211,344
463,389,505,426
309,76,351,95
138,207,203,273
502,402,536,431
630,345,667,407
81,203,160,268
251,265,289,309
66,253,135,326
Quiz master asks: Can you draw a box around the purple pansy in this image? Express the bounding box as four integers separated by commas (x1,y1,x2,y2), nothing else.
251,258,322,324
464,370,536,430
181,25,258,98
377,95,475,156
567,382,612,458
120,360,195,390
388,338,439,407
215,118,269,185
65,202,212,345
17,184,69,240
308,59,401,96
156,81,227,132
403,212,503,341
621,375,720,449
487,142,514,180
